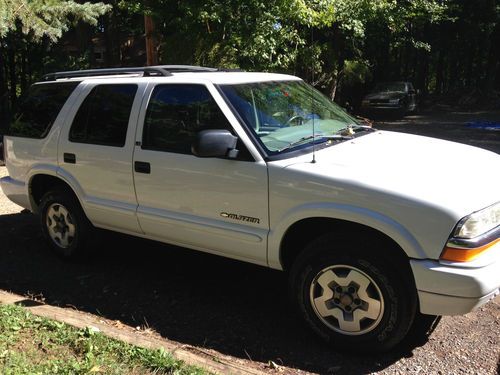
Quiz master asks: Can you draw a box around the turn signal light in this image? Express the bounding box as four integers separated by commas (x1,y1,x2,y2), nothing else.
440,239,499,262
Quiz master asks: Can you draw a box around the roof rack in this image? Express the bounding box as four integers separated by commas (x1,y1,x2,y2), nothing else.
43,65,219,81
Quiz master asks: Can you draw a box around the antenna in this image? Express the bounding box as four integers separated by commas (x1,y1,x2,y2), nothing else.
311,27,316,164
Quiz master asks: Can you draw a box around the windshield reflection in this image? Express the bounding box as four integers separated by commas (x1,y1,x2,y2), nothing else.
219,80,359,154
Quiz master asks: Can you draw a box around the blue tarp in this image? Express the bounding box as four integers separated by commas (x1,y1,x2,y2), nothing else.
466,121,500,131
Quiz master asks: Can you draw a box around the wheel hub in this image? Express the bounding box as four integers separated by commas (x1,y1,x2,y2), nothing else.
310,265,384,336
339,293,353,307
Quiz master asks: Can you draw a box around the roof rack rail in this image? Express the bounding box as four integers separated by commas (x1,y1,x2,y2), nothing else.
43,65,219,81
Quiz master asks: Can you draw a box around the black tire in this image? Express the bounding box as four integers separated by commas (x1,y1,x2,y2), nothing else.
39,188,92,260
289,234,417,353
404,312,441,347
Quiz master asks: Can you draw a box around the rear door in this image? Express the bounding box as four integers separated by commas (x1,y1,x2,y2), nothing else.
58,82,146,233
132,83,269,265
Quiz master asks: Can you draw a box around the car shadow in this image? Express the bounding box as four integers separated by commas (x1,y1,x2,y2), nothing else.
0,211,437,374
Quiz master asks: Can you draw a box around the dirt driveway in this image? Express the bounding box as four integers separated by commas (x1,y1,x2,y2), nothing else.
1,111,499,374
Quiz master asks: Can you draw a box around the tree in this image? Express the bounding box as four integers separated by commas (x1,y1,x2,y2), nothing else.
0,0,111,128
0,0,111,41
118,0,450,101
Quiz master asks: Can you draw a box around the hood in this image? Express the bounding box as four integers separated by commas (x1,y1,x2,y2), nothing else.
286,131,500,219
364,92,406,100
272,131,499,260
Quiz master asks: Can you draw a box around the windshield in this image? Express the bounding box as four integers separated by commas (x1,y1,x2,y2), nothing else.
219,80,359,154
373,82,406,92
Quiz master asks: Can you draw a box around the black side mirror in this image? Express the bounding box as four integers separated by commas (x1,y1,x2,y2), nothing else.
192,129,239,159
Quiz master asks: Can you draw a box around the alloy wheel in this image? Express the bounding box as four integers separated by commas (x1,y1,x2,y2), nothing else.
46,203,76,249
309,264,384,335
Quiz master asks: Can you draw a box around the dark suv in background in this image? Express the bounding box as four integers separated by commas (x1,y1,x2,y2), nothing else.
361,81,418,116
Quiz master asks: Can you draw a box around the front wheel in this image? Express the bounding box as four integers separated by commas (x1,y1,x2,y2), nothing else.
289,235,417,353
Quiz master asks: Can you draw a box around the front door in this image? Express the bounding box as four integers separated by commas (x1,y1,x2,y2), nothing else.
133,83,269,265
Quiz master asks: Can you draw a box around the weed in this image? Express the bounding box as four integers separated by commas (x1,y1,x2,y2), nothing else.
0,304,208,374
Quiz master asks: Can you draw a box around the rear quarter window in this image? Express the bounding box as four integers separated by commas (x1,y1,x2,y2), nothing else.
8,82,79,138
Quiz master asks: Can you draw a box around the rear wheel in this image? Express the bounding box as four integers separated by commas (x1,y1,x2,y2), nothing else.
289,234,417,353
39,189,92,260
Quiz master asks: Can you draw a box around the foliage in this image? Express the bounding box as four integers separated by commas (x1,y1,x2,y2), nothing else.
0,303,207,374
115,0,451,99
0,0,111,41
1,0,500,119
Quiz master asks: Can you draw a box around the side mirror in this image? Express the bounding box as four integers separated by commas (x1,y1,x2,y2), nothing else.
192,129,239,159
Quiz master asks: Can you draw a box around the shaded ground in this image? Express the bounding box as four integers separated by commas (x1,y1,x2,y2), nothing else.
1,109,500,374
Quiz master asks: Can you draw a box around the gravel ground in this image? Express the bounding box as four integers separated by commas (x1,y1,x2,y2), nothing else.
0,168,23,214
1,111,499,374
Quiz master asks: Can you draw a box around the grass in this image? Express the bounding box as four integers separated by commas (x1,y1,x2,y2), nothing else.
0,303,209,375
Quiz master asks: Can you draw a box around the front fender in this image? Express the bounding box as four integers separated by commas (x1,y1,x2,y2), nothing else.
267,202,426,270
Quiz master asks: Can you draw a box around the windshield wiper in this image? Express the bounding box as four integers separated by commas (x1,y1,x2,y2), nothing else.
336,124,375,136
277,134,352,153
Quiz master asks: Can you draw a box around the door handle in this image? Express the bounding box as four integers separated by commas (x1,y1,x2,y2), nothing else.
64,153,76,164
134,161,151,174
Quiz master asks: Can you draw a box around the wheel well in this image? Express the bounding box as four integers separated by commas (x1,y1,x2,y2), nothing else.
280,218,411,274
30,174,76,212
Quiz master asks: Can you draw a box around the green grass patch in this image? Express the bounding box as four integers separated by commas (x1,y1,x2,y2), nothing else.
0,303,208,375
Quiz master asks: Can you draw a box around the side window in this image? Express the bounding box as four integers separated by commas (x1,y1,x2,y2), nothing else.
142,84,233,154
69,84,137,147
9,82,79,138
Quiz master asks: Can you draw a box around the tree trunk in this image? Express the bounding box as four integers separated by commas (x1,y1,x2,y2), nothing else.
483,22,500,92
7,35,17,112
104,3,121,67
145,15,158,66
0,40,9,128
330,59,345,102
20,39,28,97
435,49,444,94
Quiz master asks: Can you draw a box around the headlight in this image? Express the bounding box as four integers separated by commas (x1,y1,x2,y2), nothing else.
454,202,500,239
389,99,401,104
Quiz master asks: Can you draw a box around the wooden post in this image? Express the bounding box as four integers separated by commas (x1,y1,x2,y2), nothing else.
144,15,158,66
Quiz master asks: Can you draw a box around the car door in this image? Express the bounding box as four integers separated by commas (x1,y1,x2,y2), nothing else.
58,82,145,233
132,83,269,265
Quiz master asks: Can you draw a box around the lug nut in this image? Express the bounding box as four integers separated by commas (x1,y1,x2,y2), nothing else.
348,286,356,294
333,298,340,304
354,298,361,305
335,286,343,293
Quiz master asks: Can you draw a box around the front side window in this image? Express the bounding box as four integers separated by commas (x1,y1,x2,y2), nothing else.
142,84,232,154
9,82,79,138
220,80,361,154
69,84,137,147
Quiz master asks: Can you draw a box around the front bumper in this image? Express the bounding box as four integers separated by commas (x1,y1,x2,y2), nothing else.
411,240,500,315
363,105,403,110
361,102,404,111
0,176,31,210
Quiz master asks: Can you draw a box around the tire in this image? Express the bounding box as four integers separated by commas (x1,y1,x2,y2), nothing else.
39,188,92,260
404,312,441,347
289,234,417,353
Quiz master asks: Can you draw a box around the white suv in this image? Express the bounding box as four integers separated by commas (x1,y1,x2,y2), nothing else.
1,66,499,352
